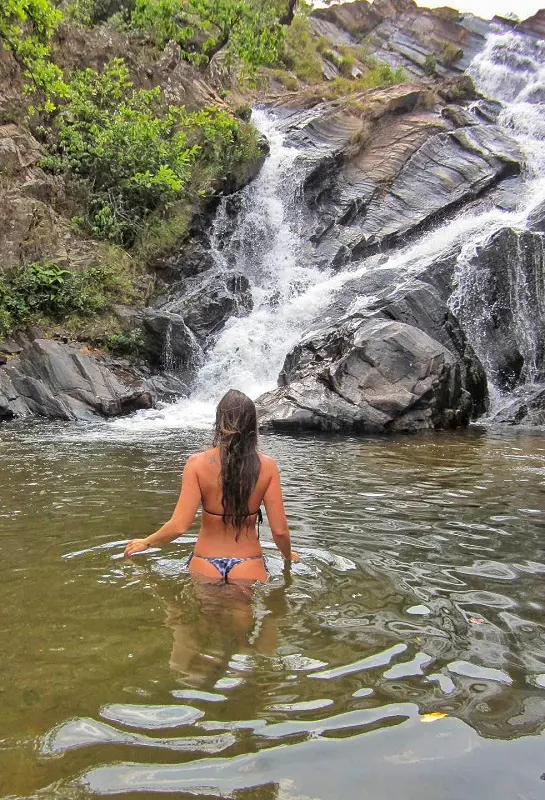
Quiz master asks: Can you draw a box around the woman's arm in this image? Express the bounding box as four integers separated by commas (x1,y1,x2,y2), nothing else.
124,456,202,556
263,459,298,562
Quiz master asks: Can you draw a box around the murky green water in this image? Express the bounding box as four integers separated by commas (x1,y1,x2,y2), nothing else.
1,422,545,799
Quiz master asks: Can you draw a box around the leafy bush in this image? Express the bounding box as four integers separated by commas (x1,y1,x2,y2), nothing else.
104,328,144,356
131,0,290,70
0,261,132,335
62,0,134,26
280,15,323,85
424,54,437,77
41,59,259,247
0,0,67,108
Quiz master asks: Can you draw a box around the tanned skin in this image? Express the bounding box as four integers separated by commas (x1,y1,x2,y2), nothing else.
125,449,298,582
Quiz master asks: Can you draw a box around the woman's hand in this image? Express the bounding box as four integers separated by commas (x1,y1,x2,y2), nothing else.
124,539,149,557
288,551,300,563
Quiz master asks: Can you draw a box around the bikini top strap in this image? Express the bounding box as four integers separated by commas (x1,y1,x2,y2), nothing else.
202,505,263,538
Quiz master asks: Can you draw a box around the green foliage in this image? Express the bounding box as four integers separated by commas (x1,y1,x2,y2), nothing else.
424,54,437,77
281,14,322,85
0,261,131,335
131,0,292,70
269,68,298,91
441,42,463,67
62,0,134,26
103,327,144,356
326,63,406,98
0,0,67,108
41,59,258,247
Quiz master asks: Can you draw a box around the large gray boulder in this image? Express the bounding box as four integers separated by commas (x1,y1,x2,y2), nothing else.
257,316,472,433
452,227,545,391
159,270,253,345
0,339,155,421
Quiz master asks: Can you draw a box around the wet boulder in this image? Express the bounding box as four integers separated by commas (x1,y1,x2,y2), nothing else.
0,339,155,421
257,316,472,433
454,227,545,391
141,310,201,376
160,271,253,345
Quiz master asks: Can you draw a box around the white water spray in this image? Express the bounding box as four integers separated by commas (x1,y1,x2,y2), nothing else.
111,30,545,432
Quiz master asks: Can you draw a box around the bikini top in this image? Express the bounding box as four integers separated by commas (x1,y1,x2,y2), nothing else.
202,506,264,538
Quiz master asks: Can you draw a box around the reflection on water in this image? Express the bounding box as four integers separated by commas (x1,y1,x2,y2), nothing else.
0,423,544,799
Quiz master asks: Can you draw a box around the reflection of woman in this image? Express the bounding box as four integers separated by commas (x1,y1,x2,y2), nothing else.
125,389,298,582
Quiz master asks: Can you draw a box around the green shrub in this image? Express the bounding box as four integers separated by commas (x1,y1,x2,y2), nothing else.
0,261,133,335
0,0,67,109
104,328,144,356
280,15,323,85
41,59,259,247
62,0,134,26
441,42,463,67
130,0,288,71
424,54,437,77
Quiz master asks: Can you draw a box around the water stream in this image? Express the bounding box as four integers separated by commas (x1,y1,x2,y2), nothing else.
1,27,545,800
110,29,545,434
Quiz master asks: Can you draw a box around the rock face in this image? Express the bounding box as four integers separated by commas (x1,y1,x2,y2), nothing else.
258,317,472,433
448,227,545,392
311,0,494,81
0,339,155,421
517,10,545,39
273,84,523,269
159,271,253,345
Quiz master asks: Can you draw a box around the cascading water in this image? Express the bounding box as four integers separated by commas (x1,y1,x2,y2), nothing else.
112,29,545,431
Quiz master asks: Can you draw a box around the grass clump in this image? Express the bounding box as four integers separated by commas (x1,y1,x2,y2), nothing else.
0,261,135,336
441,42,463,67
326,63,406,98
424,54,437,77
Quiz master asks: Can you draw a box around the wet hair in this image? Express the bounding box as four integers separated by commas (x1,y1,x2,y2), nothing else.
213,389,261,537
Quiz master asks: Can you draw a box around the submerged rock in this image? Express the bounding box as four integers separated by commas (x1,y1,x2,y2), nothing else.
0,339,155,421
257,317,472,433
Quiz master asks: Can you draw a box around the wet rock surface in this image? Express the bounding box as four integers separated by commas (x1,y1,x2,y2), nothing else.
0,339,155,421
258,317,472,433
158,271,253,345
273,84,523,268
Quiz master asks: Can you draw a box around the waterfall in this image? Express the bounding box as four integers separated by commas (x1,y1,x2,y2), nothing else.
111,30,545,431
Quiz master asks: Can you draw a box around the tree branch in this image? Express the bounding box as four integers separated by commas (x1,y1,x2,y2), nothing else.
278,0,298,26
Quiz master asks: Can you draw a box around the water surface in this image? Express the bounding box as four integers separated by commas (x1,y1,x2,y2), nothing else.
1,423,544,799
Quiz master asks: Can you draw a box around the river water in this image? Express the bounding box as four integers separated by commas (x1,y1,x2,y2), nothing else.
1,422,545,799
2,24,545,800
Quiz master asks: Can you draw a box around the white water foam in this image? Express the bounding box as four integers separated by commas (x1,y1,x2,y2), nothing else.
109,30,545,434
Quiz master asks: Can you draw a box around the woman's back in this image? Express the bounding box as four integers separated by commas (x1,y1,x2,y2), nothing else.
124,389,296,582
194,447,272,559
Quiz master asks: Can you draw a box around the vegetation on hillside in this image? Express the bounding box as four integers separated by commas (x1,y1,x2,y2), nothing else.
39,59,260,247
0,0,412,342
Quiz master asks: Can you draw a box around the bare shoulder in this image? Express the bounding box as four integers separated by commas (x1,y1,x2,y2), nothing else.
185,449,218,469
258,452,279,475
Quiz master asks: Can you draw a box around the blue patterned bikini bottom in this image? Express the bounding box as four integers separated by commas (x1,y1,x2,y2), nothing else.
188,554,264,582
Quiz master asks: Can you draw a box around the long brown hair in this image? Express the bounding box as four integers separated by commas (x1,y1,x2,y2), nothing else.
213,389,261,537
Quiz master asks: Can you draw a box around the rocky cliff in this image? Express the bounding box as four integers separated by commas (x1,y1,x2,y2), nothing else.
1,1,544,431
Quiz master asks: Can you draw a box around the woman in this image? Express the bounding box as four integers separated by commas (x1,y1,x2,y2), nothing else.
124,389,298,582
